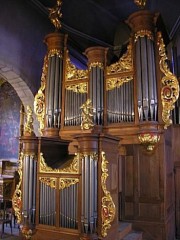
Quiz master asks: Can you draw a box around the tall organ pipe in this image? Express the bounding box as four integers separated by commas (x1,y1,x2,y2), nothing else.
85,47,107,126
127,10,158,123
81,155,97,234
22,154,37,225
135,36,157,121
43,32,67,137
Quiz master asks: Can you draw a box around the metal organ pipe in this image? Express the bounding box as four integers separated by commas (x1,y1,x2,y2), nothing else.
64,90,87,126
81,155,97,234
22,155,37,225
90,66,104,125
135,36,158,122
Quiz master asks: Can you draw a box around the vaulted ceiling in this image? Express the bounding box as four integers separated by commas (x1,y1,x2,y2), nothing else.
24,0,180,67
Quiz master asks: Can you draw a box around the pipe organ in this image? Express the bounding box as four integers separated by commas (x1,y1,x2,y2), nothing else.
13,1,180,240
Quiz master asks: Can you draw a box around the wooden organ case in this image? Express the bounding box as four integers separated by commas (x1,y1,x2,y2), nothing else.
12,1,180,240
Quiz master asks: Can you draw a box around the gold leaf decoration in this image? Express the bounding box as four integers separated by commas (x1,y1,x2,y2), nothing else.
138,133,160,151
107,41,133,75
66,56,88,81
80,99,95,130
39,177,56,189
39,153,79,174
48,0,62,30
59,178,79,190
157,32,179,129
66,83,87,93
12,152,23,224
101,152,115,237
34,54,48,135
24,106,34,136
134,30,154,42
134,0,147,9
106,76,133,91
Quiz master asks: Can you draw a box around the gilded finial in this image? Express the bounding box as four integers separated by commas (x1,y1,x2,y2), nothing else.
24,105,34,136
134,0,147,9
48,0,62,30
80,99,94,130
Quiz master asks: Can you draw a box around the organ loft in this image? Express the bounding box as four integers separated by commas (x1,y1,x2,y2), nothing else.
12,0,180,239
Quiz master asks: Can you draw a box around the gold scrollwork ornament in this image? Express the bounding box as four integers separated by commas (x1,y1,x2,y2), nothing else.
107,40,133,75
39,153,79,174
12,152,23,224
80,99,95,130
34,54,48,135
59,178,79,190
66,56,88,81
157,32,179,129
101,151,116,237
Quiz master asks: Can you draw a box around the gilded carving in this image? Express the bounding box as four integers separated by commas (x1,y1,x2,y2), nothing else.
89,62,104,70
101,151,115,237
39,153,79,174
157,32,179,129
48,0,62,30
134,0,147,9
12,152,23,224
20,226,33,240
48,49,63,58
59,178,79,190
107,41,133,75
138,133,160,151
66,83,87,93
134,30,154,42
80,99,95,130
34,55,48,135
39,177,56,189
24,106,34,136
106,76,133,91
66,56,88,81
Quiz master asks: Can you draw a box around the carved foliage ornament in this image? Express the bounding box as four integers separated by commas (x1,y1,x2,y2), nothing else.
89,62,104,70
138,133,160,151
157,32,179,129
66,83,87,93
34,54,48,135
39,177,56,189
134,30,154,42
106,76,133,91
12,152,23,224
48,0,62,30
107,40,133,75
66,56,88,81
48,49,63,58
80,99,95,130
59,178,79,190
39,153,79,174
101,151,115,237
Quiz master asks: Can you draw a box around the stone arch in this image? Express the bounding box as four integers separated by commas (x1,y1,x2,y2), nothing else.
0,60,39,136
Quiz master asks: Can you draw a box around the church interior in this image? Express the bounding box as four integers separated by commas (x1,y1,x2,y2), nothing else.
0,0,180,239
